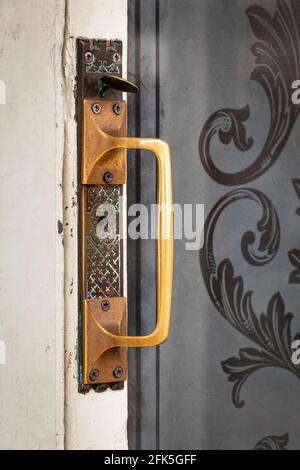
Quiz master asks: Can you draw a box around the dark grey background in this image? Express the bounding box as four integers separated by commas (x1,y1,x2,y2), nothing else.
127,0,300,450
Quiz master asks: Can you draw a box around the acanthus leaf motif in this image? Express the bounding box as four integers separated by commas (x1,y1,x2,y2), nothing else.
200,188,300,407
199,0,300,186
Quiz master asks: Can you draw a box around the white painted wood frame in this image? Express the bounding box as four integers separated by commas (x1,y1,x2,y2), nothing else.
0,0,128,450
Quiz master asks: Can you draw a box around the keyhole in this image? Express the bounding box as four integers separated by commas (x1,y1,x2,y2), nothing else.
95,204,117,240
97,212,108,233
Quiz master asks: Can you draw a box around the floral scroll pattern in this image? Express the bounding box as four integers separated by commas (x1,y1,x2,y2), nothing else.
199,0,300,408
200,189,300,407
199,0,300,186
253,433,289,450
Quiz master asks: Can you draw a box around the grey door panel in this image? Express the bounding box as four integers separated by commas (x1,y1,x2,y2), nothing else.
128,0,300,450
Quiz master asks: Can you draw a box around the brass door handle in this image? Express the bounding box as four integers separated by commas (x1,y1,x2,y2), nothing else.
84,131,173,348
79,66,173,387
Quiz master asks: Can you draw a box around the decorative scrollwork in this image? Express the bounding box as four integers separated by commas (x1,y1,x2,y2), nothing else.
200,188,300,407
199,0,300,186
253,433,289,450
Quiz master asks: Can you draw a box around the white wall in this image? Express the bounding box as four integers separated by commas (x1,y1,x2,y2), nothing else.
0,0,128,450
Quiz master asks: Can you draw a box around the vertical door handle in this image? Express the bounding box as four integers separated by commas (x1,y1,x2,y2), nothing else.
78,42,173,387
84,130,173,348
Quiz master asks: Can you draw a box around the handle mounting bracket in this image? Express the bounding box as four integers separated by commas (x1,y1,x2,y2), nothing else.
77,39,128,391
77,39,173,393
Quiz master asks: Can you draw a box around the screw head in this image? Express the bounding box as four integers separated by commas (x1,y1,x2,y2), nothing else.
91,103,102,115
84,51,95,65
113,103,121,115
89,369,100,382
101,299,111,312
103,171,113,184
113,367,123,379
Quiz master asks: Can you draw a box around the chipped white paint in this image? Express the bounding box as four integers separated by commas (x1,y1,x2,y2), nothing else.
0,0,127,450
63,0,128,450
0,0,65,449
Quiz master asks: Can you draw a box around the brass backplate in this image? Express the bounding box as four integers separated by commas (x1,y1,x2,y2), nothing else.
83,298,127,385
81,100,127,386
83,99,127,184
78,39,128,391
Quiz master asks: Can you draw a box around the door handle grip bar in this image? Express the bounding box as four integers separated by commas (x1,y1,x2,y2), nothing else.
84,131,173,348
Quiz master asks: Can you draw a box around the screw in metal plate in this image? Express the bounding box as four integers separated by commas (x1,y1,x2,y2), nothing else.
89,369,100,382
91,103,102,115
101,299,111,312
103,171,113,184
113,103,121,115
84,51,95,65
113,367,123,379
